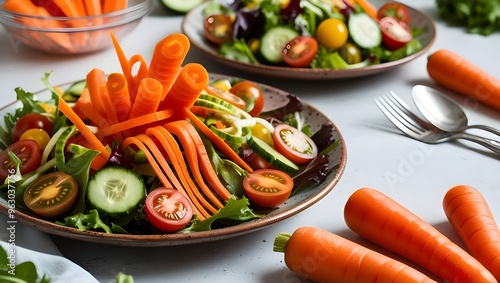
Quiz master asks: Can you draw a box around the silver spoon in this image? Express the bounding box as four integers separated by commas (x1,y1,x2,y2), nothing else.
411,85,500,137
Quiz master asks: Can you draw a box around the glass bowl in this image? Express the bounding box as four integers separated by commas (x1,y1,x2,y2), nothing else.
0,0,152,54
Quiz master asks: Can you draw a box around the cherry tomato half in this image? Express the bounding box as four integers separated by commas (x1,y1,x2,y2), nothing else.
205,85,247,110
272,124,318,164
243,169,293,208
229,81,265,117
377,3,410,23
282,36,318,67
145,187,193,232
12,113,53,142
23,172,78,218
0,140,41,180
379,17,413,51
204,14,234,46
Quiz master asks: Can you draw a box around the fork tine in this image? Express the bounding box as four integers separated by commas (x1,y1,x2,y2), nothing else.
380,93,427,133
375,96,423,138
385,91,434,131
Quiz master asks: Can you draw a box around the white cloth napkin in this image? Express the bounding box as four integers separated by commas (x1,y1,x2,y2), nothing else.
1,214,99,283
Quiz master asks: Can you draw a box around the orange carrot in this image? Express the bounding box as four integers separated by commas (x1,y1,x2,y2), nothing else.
353,0,378,21
83,0,102,15
148,33,190,99
121,136,172,188
186,110,253,172
159,63,209,119
178,121,231,201
128,77,162,119
58,97,109,170
163,121,225,210
427,49,500,110
106,72,131,122
52,0,86,16
85,68,108,119
102,0,128,14
443,185,500,281
344,187,497,283
73,88,111,129
273,226,438,283
146,126,214,219
100,110,173,137
2,0,74,52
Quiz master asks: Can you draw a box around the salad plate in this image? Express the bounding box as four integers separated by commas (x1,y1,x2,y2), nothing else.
182,1,436,80
0,73,346,247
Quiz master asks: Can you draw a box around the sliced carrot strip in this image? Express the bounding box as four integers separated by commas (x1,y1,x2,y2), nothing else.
163,121,224,212
102,0,128,14
86,68,108,119
106,72,132,122
129,77,162,119
100,110,173,137
178,121,231,201
186,110,252,172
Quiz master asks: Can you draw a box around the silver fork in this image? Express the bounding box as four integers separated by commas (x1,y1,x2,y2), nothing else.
375,91,500,154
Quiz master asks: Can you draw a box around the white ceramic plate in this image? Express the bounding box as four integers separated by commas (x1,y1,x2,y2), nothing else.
182,2,436,80
0,74,346,247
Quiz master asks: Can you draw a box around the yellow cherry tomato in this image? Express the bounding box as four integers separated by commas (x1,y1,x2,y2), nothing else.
251,123,273,146
315,18,348,50
20,128,50,150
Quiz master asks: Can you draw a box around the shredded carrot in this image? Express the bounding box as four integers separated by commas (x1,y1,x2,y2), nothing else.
146,126,213,219
58,97,109,170
178,121,231,201
148,33,190,99
344,187,497,283
274,226,438,283
443,185,500,281
106,72,132,122
186,110,253,172
121,136,172,188
164,121,225,211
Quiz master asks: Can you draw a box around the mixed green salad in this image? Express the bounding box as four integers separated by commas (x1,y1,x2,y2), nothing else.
202,0,424,69
0,72,339,236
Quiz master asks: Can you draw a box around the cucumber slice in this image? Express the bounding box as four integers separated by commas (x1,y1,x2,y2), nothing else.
87,166,146,218
260,26,299,64
247,136,299,174
65,79,86,96
348,13,382,49
159,0,203,13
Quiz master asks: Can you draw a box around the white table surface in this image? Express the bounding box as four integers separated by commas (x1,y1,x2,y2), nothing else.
1,1,500,282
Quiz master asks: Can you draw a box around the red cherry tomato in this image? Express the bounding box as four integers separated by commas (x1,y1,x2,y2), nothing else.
377,2,411,23
241,145,273,171
205,85,247,110
272,124,318,164
145,187,193,232
243,169,293,208
203,14,234,46
379,17,413,51
12,113,53,142
282,36,318,68
0,140,41,179
229,81,265,117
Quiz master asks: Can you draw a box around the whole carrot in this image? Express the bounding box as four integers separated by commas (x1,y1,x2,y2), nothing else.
274,226,438,283
443,185,500,281
344,187,497,283
427,49,500,110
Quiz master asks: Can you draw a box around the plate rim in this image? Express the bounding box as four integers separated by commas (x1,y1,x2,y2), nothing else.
0,73,347,247
181,1,437,80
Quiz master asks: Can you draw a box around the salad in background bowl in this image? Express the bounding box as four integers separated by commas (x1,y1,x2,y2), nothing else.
182,0,436,80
